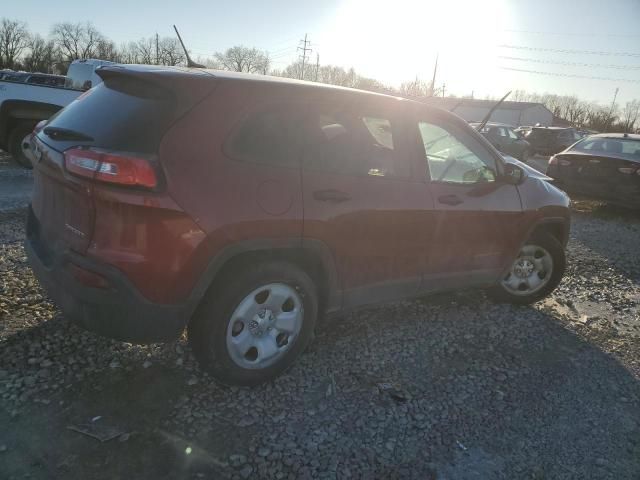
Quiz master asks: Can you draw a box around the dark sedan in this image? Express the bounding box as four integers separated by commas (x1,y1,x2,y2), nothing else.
523,127,583,156
547,133,640,209
471,122,532,162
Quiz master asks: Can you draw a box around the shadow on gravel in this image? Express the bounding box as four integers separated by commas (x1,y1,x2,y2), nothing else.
2,292,639,479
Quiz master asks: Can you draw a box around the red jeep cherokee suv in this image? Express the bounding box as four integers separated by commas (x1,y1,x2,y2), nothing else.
26,65,570,385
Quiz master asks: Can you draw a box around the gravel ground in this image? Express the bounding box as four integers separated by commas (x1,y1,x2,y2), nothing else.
0,160,639,479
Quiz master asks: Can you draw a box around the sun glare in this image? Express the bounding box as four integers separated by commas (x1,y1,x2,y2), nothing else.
321,0,511,93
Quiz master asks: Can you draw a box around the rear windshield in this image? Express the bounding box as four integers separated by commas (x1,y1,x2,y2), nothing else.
41,77,176,153
570,137,640,158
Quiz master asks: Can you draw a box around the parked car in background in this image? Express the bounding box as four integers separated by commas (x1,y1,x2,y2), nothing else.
25,65,570,385
0,59,114,168
471,122,532,162
547,133,640,209
0,72,66,87
521,126,582,156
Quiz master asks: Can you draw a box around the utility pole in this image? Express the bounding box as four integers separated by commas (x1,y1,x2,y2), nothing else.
297,33,312,80
442,83,446,98
429,53,438,97
314,53,320,82
155,33,159,65
606,87,619,132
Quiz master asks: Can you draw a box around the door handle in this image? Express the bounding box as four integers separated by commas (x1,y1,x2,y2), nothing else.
438,194,463,206
313,189,352,203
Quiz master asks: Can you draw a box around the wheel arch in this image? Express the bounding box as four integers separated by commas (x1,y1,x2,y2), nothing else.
0,100,62,148
187,238,341,322
528,217,569,247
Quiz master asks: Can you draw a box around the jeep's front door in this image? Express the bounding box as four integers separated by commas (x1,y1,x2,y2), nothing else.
301,93,432,308
414,114,525,290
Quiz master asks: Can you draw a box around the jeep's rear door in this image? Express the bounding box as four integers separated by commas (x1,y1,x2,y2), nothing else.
300,92,431,308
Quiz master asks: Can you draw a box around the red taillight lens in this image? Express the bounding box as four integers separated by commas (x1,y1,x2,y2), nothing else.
64,148,157,188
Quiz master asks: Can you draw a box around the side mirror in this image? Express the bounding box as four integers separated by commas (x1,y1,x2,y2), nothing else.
502,163,525,185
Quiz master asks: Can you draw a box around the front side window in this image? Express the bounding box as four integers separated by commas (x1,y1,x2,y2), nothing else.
418,121,497,184
303,107,402,177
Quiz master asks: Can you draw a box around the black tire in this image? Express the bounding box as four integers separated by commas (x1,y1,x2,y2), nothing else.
8,122,35,169
188,261,318,386
487,232,565,305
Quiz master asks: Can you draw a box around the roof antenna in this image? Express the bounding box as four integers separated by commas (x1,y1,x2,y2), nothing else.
476,91,511,132
173,25,206,68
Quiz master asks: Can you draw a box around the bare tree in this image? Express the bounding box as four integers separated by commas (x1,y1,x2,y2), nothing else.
134,37,155,64
158,37,184,66
399,77,432,98
620,100,640,132
22,34,57,72
215,46,269,73
96,38,119,62
0,18,30,69
51,22,104,62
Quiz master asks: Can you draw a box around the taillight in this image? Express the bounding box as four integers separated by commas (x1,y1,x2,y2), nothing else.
64,148,158,188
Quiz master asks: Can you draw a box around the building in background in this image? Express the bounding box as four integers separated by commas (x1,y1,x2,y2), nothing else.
423,98,555,127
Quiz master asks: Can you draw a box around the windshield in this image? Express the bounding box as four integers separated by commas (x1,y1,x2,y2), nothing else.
570,137,640,159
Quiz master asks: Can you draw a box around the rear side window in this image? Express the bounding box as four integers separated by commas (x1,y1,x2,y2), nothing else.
302,105,404,178
41,78,176,153
226,107,301,167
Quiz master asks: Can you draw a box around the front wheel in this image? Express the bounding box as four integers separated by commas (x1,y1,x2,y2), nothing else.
487,232,565,305
188,261,318,386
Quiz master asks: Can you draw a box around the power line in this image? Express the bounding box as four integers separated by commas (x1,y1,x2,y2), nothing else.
499,44,640,57
501,28,640,38
297,33,312,80
498,55,640,70
499,66,640,83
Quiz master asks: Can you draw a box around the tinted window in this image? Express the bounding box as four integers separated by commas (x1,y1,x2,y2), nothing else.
418,121,497,184
40,78,176,153
227,108,300,167
507,128,519,140
303,106,402,177
497,127,508,138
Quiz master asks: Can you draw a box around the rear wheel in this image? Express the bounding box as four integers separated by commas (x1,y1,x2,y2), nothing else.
488,232,565,305
188,261,318,386
7,122,35,169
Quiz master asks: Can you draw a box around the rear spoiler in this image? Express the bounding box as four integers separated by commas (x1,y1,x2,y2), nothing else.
95,65,217,116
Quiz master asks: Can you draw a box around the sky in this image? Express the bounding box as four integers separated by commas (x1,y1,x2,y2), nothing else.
8,0,640,105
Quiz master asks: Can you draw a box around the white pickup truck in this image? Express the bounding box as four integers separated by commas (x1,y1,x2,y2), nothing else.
0,59,114,167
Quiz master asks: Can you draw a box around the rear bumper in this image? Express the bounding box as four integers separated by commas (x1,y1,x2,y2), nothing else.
547,168,640,209
25,207,190,343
